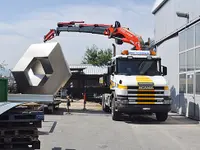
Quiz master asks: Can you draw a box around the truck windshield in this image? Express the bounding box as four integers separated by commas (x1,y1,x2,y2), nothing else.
117,58,161,76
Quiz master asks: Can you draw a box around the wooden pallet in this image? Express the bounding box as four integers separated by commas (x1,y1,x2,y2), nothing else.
0,103,43,149
0,140,40,149
0,119,42,128
1,128,38,137
0,110,44,121
0,136,39,143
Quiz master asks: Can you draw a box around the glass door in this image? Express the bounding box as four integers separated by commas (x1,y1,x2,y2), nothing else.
185,73,195,118
195,72,200,120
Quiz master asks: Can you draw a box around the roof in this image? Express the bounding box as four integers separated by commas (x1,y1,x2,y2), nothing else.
152,0,168,14
69,64,107,75
113,55,161,59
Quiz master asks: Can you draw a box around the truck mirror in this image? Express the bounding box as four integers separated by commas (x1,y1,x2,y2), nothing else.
162,66,167,76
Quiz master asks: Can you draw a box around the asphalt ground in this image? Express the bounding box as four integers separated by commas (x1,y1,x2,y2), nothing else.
39,100,200,150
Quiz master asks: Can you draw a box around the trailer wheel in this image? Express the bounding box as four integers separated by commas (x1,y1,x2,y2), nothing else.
156,112,168,122
111,95,120,121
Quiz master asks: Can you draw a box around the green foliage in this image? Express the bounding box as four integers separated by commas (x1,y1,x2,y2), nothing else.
82,44,112,66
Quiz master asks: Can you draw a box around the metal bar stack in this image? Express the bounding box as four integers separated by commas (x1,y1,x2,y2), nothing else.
0,103,44,150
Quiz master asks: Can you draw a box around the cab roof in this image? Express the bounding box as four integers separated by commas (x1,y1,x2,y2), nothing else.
112,55,161,60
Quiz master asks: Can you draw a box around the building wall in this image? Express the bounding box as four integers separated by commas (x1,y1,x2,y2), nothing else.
154,0,200,120
178,22,200,119
157,37,179,112
155,0,200,41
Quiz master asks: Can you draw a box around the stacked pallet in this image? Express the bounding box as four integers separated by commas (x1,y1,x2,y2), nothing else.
0,103,44,150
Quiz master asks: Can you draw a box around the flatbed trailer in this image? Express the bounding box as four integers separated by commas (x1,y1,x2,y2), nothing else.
8,94,61,113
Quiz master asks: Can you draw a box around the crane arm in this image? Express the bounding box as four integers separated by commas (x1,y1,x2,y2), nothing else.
43,21,145,50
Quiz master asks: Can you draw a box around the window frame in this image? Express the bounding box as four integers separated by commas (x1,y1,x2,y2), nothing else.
178,22,197,95
195,71,200,95
179,73,186,93
195,22,200,47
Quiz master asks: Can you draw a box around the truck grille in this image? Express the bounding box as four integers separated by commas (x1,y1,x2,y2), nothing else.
127,86,165,104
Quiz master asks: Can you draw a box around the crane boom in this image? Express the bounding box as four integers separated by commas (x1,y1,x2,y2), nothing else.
43,21,147,50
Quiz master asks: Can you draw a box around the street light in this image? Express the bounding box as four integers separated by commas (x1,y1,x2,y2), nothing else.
176,11,189,23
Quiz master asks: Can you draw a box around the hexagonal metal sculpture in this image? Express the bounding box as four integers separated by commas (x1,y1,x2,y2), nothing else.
12,42,72,95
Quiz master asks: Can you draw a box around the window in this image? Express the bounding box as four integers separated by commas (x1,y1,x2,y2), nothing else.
187,26,194,49
196,48,200,70
179,31,186,52
187,49,194,71
196,72,200,95
179,74,186,93
195,22,200,46
117,58,161,76
187,74,194,94
179,53,186,72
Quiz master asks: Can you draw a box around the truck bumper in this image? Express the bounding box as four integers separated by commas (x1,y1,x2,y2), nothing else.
116,103,171,114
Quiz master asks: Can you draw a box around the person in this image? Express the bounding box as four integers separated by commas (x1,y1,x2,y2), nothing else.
66,95,71,114
69,82,74,102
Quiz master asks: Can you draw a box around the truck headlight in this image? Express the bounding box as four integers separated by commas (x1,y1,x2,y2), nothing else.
164,86,170,96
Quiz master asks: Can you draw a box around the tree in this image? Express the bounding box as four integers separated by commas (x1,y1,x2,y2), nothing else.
0,61,7,70
82,44,112,66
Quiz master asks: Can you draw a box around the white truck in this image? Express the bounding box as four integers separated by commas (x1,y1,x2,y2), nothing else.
102,49,172,121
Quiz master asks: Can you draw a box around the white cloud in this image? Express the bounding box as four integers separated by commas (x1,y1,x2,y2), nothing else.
0,0,154,69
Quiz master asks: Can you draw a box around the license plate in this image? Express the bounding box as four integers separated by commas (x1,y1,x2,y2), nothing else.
138,82,154,90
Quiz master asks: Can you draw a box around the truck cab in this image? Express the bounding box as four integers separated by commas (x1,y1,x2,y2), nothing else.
102,50,172,121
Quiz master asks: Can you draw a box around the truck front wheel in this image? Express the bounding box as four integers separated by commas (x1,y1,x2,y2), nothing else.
156,112,168,122
111,96,120,121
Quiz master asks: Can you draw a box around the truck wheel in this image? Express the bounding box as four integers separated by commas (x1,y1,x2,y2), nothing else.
111,96,120,121
156,112,168,122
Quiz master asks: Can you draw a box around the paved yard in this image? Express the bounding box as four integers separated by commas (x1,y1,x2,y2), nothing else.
39,100,200,150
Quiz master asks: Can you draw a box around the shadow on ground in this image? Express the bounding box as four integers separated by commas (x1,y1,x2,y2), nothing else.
45,107,199,125
38,121,57,135
120,114,199,125
44,107,109,116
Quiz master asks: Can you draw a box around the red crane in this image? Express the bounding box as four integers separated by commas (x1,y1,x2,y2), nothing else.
43,21,148,50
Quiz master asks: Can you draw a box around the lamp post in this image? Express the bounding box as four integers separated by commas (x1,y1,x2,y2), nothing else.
176,11,189,23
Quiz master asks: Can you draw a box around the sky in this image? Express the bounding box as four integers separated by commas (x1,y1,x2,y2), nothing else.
0,0,156,70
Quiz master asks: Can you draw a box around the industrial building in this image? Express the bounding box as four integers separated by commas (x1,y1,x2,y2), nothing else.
152,0,200,120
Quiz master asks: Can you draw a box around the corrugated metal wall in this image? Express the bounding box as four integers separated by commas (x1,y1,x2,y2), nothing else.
155,0,200,41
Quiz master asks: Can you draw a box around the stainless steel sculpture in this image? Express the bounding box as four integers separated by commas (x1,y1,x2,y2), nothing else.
12,42,71,95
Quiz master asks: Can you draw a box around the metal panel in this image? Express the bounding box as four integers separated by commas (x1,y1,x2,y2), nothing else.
8,94,54,104
0,102,23,115
12,42,72,95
